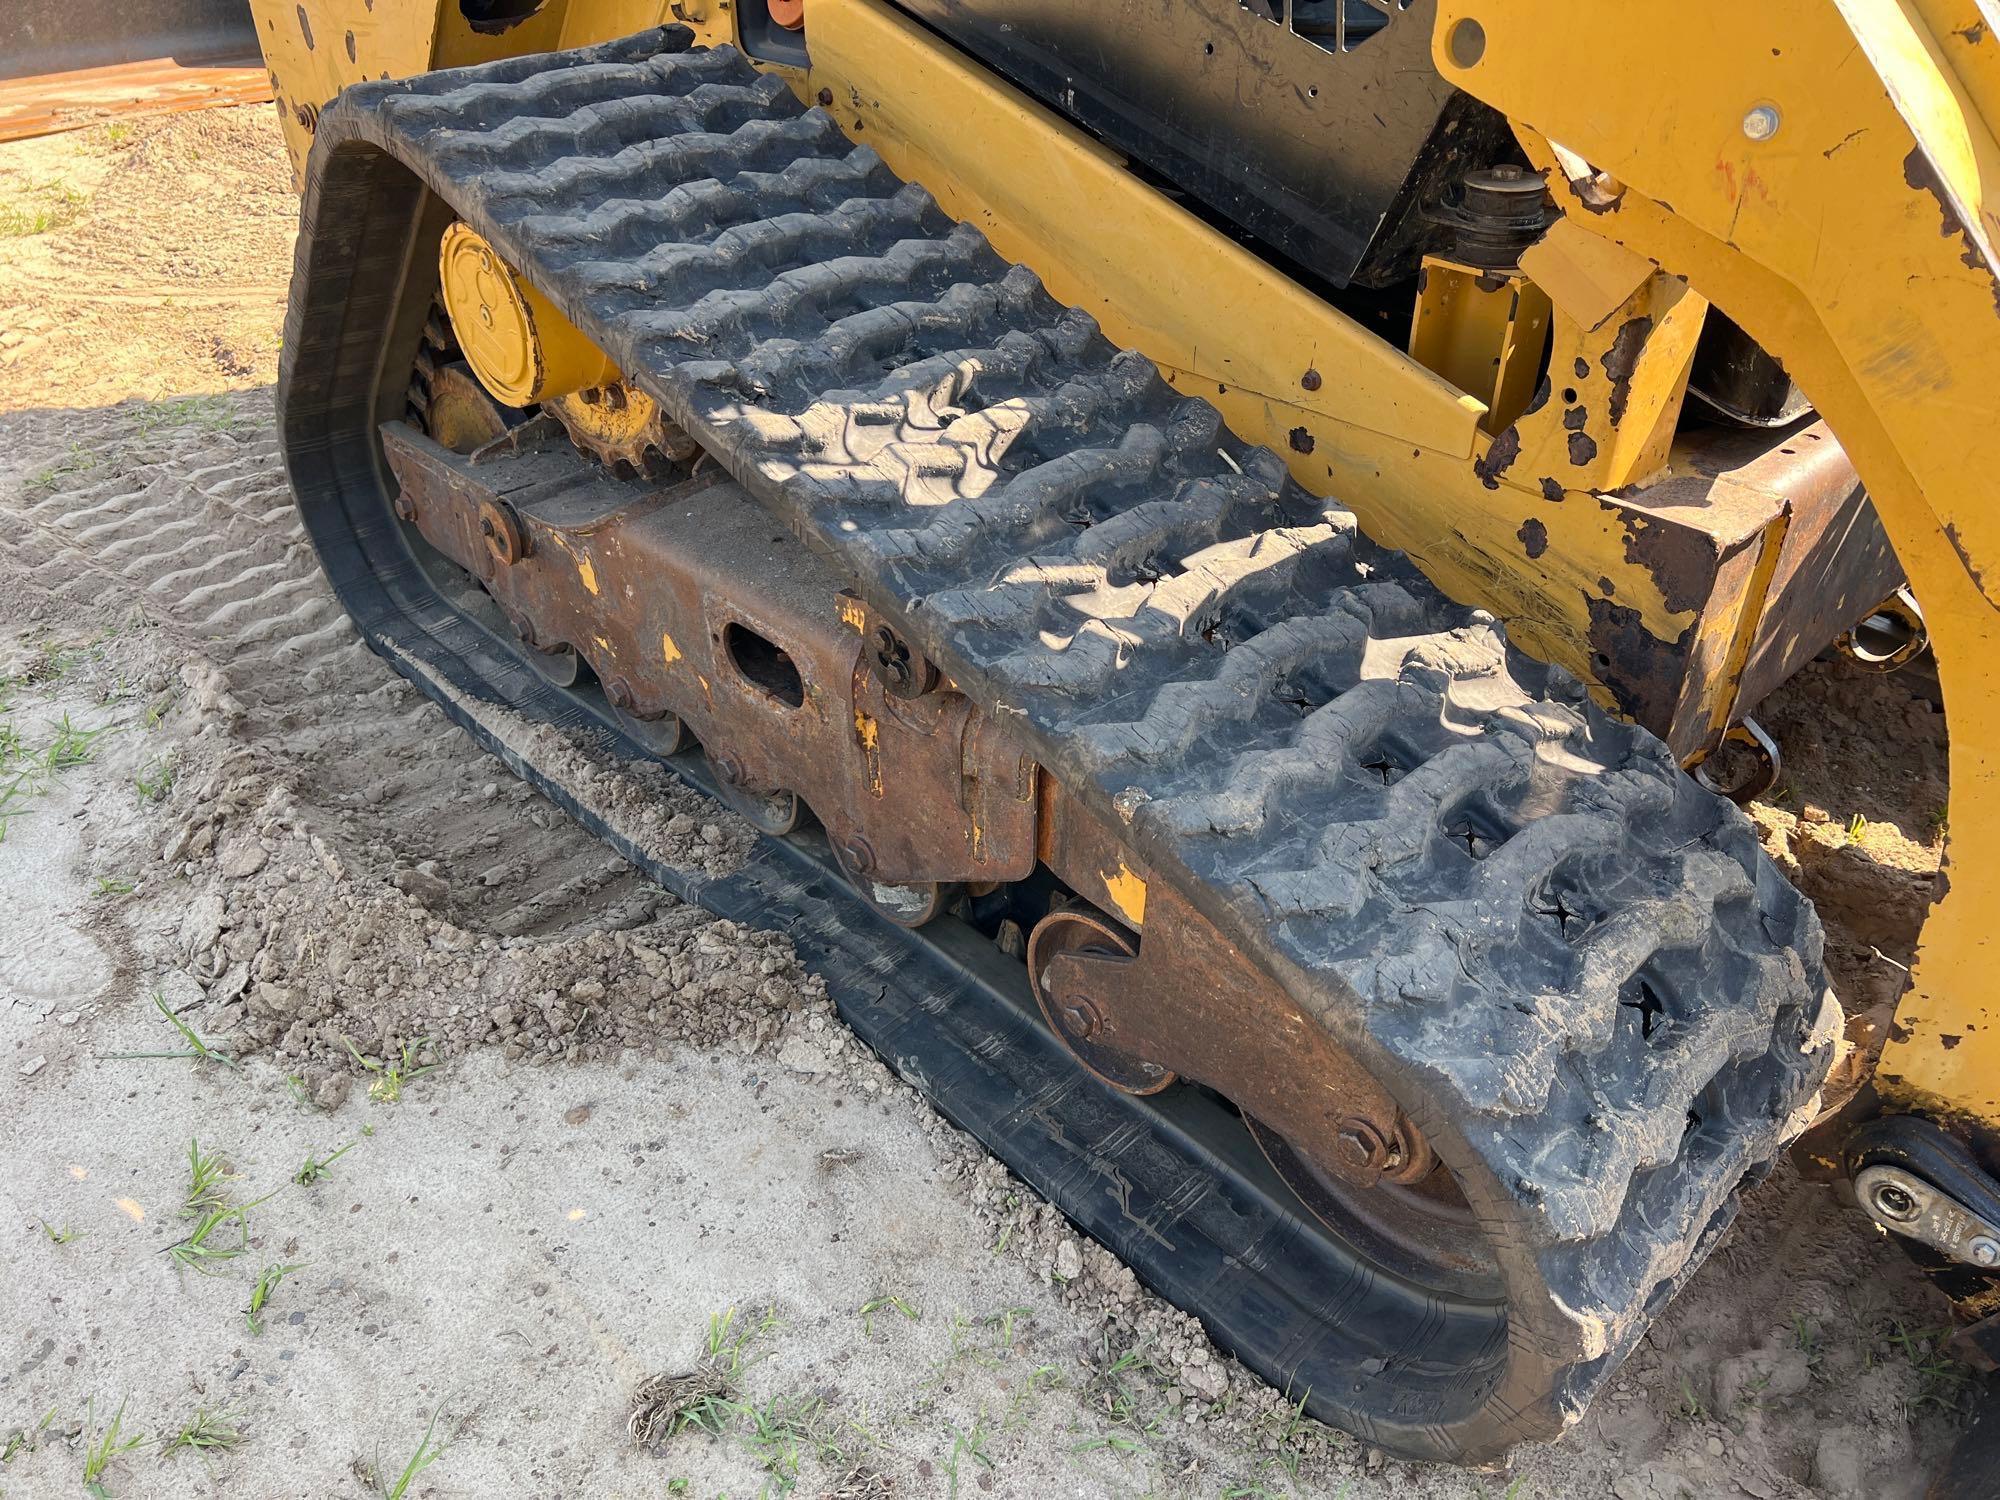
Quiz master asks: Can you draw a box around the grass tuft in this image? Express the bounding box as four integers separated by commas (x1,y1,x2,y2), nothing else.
43,712,113,771
160,1406,242,1458
858,1292,920,1338
377,1407,446,1499
341,1036,438,1104
134,754,176,801
81,1398,144,1497
294,1138,360,1185
246,1262,306,1335
103,993,241,1070
0,180,86,239
162,1187,274,1277
182,1138,235,1218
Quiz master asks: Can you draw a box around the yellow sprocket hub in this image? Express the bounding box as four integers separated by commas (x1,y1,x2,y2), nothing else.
437,221,615,407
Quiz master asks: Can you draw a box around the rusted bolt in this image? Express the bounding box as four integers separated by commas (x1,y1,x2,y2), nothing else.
605,677,638,712
1331,1118,1390,1176
392,491,417,522
872,626,912,688
1300,368,1322,392
871,624,938,699
840,834,877,876
713,752,748,787
579,386,602,405
477,498,527,566
1058,996,1104,1041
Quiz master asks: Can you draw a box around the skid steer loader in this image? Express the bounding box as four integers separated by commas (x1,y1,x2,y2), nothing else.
45,0,1998,1476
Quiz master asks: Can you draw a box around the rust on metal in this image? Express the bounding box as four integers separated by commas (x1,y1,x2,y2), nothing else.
381,421,1038,888
384,410,1473,1230
1582,420,1893,758
0,54,272,144
1027,867,1428,1192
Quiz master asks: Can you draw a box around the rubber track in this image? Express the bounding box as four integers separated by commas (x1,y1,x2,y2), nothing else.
291,28,1834,1459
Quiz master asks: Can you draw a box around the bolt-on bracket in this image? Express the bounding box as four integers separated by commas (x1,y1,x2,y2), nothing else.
1855,1164,2000,1269
1842,1114,2000,1276
1029,880,1432,1190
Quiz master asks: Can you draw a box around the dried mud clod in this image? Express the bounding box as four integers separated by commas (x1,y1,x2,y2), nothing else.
627,1367,729,1452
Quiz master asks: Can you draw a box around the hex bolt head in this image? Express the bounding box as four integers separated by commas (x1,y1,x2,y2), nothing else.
1058,996,1103,1041
1972,1236,2000,1268
1331,1118,1390,1176
839,834,877,876
1873,1181,1920,1222
605,677,637,712
1742,105,1781,141
713,752,747,787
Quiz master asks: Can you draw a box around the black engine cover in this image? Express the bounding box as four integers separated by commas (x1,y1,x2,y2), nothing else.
882,0,1512,287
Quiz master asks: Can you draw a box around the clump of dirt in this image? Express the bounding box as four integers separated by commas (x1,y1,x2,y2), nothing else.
146,727,817,1111
1746,657,1948,1093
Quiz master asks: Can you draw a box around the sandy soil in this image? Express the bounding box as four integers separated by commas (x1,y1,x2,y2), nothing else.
0,105,1981,1500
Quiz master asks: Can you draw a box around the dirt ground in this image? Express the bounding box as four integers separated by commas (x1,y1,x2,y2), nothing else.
0,107,1982,1500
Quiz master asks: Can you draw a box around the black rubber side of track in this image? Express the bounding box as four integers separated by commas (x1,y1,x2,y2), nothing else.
282,27,1836,1461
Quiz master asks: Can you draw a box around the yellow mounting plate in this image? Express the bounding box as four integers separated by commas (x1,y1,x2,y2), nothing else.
437,221,615,407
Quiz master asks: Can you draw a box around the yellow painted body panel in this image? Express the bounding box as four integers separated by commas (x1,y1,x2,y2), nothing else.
1407,259,1551,437
1431,0,2000,1127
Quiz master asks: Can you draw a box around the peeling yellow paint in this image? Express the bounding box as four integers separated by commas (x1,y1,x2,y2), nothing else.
837,595,868,633
661,630,682,666
577,555,600,595
1102,862,1147,928
854,709,884,797
593,634,613,656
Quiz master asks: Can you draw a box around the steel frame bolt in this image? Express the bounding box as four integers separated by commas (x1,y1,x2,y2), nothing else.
1059,996,1103,1041
840,834,876,876
713,752,747,787
605,677,637,712
1971,1236,2000,1268
1332,1118,1390,1175
1742,105,1781,141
